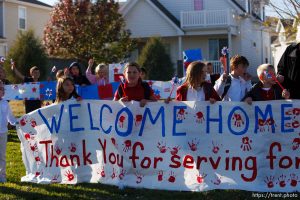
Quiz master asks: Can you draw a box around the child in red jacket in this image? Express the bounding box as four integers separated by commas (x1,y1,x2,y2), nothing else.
176,61,220,103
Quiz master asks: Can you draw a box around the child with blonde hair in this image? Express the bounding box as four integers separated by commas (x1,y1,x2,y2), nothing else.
86,59,108,86
243,64,290,104
0,81,17,182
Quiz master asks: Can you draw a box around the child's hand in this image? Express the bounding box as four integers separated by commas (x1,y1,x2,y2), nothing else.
64,68,70,76
277,74,284,83
140,99,147,107
244,97,252,105
221,73,228,82
282,89,290,99
209,98,216,104
242,73,252,81
76,96,82,101
164,97,172,104
119,96,129,102
88,58,94,67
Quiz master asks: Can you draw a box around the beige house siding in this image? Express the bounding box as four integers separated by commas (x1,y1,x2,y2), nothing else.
3,1,51,54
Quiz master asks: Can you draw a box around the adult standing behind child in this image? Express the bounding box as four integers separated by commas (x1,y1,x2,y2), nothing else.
67,62,91,86
113,62,157,107
86,59,108,86
176,61,220,103
11,63,42,113
214,55,252,101
55,76,81,103
0,81,17,183
277,42,300,99
243,64,290,104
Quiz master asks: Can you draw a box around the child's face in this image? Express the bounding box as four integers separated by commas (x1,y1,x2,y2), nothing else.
206,64,213,74
31,70,40,80
97,69,106,79
263,68,276,85
62,79,74,96
124,66,140,84
0,87,4,98
235,64,248,77
200,66,208,82
70,66,80,76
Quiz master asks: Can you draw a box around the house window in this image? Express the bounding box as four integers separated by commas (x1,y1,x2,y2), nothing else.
194,0,203,11
208,39,228,60
18,7,26,30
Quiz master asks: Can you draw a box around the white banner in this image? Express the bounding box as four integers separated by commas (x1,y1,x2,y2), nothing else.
17,100,300,192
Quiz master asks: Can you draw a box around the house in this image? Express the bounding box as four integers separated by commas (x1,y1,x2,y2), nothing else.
271,18,299,70
120,0,272,77
0,0,52,57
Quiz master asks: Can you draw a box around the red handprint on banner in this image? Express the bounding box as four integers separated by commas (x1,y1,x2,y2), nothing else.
169,146,181,155
122,140,132,152
168,171,176,183
196,173,207,184
30,118,37,128
119,169,126,180
188,138,199,152
111,137,118,149
257,118,266,132
264,176,275,188
292,135,300,150
240,136,252,151
276,174,286,187
111,168,117,179
232,113,244,127
195,111,205,123
211,141,222,154
97,167,105,178
288,173,300,187
157,141,167,153
265,117,276,131
68,143,77,153
157,170,163,182
30,142,38,152
35,156,41,165
118,115,126,128
55,145,62,155
64,170,74,181
135,114,143,126
285,108,300,116
177,108,187,120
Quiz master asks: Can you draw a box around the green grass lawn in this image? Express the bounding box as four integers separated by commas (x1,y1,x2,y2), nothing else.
0,101,263,199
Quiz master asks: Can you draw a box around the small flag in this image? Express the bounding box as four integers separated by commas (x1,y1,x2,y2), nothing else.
0,56,5,63
183,49,202,75
51,66,57,73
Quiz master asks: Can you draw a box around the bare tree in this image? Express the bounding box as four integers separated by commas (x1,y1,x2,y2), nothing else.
268,0,299,19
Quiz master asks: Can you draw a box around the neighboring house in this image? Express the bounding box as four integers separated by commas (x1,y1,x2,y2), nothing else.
271,18,299,70
0,0,52,57
121,0,272,77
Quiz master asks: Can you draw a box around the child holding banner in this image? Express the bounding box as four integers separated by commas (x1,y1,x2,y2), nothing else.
55,76,81,103
176,61,220,103
0,81,17,182
214,55,252,101
243,64,290,104
86,59,108,86
11,64,42,113
113,62,157,107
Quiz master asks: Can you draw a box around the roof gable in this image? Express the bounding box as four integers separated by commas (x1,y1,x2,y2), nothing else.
121,0,183,36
